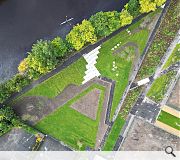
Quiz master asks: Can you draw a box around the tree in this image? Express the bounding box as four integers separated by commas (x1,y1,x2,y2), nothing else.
127,0,140,17
66,20,97,51
0,106,21,135
51,36,68,58
26,40,58,78
139,0,156,13
154,0,166,7
89,11,121,37
120,9,133,26
0,74,30,104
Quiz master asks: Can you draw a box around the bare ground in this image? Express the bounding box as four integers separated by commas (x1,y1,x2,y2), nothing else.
120,117,180,151
71,89,101,120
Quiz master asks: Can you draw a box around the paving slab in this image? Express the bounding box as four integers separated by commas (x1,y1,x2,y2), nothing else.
0,128,36,151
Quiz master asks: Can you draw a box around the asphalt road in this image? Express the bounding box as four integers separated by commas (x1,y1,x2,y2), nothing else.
0,0,128,83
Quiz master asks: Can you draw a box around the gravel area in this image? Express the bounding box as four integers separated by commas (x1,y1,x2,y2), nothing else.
120,117,180,151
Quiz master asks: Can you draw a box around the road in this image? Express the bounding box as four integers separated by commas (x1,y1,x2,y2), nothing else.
0,0,128,83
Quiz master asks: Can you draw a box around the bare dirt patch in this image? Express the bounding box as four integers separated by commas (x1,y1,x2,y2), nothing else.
120,117,180,151
12,96,57,125
71,89,101,120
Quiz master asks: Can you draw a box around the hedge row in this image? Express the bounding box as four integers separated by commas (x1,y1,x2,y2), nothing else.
137,0,180,79
0,0,166,104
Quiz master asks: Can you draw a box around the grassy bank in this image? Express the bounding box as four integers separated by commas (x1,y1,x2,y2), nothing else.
157,110,180,130
35,84,105,150
103,115,125,151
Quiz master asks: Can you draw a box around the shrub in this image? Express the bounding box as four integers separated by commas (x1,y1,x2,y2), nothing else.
51,37,68,58
0,74,31,104
0,106,21,135
66,20,97,51
137,0,179,79
18,58,28,74
139,0,156,13
27,40,58,77
120,9,133,26
89,11,121,37
127,0,140,17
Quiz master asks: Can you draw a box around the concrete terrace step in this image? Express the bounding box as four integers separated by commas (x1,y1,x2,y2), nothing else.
82,45,101,84
83,46,101,59
84,70,100,79
85,66,98,74
85,55,98,63
83,50,99,59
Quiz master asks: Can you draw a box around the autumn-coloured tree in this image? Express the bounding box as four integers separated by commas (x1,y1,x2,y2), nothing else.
139,0,156,13
66,20,97,51
120,9,133,26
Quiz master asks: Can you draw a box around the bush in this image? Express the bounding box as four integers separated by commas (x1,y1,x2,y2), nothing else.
18,58,28,74
89,11,121,37
120,9,133,26
51,37,68,58
27,40,58,77
89,11,120,37
0,106,21,135
127,0,140,17
0,74,31,104
66,20,97,51
26,37,67,79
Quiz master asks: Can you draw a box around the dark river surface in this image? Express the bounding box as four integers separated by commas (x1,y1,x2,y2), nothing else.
0,0,128,83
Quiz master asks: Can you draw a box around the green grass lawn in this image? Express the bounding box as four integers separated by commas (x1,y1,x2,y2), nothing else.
22,58,86,98
157,110,180,130
103,115,125,150
35,84,105,150
96,20,149,120
147,71,176,103
163,44,180,70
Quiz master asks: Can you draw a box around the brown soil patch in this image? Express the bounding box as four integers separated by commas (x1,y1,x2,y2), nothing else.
120,117,180,151
71,89,101,120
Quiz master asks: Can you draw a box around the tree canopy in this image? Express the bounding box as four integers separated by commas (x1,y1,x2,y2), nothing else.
89,11,121,37
120,9,133,26
127,0,140,17
66,20,97,51
139,0,157,13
